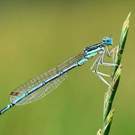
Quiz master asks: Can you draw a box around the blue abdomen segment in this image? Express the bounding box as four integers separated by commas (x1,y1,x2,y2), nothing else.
77,58,88,65
0,103,14,115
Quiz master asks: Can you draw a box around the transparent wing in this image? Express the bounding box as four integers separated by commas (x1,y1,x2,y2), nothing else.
10,67,67,105
9,54,83,105
10,74,66,105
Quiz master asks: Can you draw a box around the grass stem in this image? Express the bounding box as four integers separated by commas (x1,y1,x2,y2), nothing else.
97,12,131,135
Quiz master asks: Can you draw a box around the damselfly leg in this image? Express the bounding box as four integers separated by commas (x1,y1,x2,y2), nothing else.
91,47,118,87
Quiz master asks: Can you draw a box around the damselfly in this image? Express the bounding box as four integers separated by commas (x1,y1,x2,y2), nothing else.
0,37,117,115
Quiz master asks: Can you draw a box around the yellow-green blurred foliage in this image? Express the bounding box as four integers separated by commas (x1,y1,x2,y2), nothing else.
0,0,134,135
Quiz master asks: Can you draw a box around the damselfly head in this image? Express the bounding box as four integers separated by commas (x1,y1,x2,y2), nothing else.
102,37,113,46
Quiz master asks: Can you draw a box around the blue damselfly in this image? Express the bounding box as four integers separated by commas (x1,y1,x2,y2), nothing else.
0,37,117,115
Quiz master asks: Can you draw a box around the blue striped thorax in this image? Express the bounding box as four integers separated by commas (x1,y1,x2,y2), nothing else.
84,37,113,59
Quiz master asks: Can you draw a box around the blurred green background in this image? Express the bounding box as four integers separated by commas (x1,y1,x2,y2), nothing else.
0,0,134,135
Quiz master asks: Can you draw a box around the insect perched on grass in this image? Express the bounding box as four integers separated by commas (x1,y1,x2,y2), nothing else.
0,37,117,115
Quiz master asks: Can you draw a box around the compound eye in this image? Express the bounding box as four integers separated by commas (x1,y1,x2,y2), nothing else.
107,40,110,42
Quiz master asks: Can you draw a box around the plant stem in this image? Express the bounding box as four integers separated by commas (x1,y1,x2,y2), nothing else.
97,12,131,135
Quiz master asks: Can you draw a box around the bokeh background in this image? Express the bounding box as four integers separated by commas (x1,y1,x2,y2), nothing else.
0,0,134,135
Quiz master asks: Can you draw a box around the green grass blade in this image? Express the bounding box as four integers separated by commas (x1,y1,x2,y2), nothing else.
97,12,130,135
